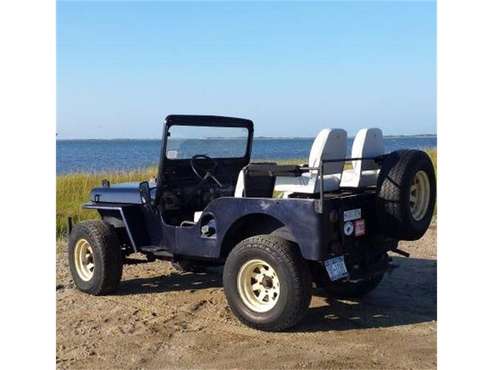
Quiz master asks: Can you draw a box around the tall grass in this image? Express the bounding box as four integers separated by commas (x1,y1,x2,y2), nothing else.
56,149,437,239
56,168,157,238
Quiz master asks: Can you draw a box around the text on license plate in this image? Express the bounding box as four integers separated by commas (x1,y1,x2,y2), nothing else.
324,256,349,281
344,208,361,222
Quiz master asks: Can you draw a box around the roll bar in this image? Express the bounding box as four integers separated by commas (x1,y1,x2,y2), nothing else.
315,154,387,216
243,154,387,216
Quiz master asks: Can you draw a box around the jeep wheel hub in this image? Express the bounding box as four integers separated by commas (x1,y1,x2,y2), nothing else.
409,170,431,221
74,239,95,281
237,259,280,313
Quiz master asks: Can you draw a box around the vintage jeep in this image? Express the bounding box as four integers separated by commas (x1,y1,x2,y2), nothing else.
68,115,436,331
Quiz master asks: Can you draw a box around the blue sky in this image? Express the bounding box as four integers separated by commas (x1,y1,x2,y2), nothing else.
57,1,436,139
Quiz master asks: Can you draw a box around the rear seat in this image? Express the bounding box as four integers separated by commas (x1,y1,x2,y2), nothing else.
340,128,384,188
274,128,347,195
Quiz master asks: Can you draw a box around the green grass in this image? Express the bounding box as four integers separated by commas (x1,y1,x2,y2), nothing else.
427,148,437,171
56,149,437,239
56,167,157,238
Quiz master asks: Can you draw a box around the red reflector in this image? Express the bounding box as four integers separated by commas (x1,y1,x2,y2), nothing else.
354,219,365,236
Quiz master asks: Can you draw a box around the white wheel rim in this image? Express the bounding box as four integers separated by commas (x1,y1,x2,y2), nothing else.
74,239,95,281
237,259,280,313
409,170,431,221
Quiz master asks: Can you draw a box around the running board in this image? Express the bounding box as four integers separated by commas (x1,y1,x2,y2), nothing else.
140,246,174,259
391,248,410,258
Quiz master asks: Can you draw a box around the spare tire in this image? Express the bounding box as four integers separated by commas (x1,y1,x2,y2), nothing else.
376,150,436,240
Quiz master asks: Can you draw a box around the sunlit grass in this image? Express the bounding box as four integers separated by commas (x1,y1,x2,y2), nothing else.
56,167,157,238
56,149,436,238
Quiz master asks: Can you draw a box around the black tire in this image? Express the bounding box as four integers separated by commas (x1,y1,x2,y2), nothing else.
223,235,312,332
377,150,436,240
68,220,123,295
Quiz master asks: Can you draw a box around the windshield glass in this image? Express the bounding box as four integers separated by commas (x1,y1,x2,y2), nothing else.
166,125,249,159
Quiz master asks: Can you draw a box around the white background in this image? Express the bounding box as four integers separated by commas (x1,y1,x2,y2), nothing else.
1,0,493,368
438,0,493,368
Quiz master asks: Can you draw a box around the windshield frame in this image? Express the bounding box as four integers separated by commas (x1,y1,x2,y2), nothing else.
161,115,254,162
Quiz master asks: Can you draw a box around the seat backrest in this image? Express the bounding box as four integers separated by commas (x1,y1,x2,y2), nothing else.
234,166,275,198
234,170,245,197
308,128,347,176
351,128,384,173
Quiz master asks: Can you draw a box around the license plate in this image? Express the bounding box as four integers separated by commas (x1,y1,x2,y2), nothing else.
324,256,349,281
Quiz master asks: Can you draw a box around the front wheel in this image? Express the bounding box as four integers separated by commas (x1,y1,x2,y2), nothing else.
68,220,123,295
223,236,312,332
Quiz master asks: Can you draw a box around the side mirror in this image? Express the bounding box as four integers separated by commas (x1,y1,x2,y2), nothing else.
139,181,152,205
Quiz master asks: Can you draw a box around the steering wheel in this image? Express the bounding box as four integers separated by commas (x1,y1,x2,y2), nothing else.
190,154,223,187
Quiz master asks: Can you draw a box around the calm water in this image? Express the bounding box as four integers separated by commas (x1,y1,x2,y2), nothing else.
57,136,436,174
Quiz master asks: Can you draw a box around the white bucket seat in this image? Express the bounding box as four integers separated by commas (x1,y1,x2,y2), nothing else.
234,170,246,197
340,128,384,188
273,128,347,195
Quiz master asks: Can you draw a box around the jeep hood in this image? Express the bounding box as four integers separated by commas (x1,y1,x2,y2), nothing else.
90,182,156,204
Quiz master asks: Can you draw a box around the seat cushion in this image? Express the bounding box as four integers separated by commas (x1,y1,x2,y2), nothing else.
274,173,341,194
341,168,380,187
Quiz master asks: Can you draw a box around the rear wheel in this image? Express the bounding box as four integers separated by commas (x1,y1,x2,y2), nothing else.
223,235,312,331
68,220,123,295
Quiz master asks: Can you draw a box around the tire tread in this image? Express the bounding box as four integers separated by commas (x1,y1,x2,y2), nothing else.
68,220,123,295
224,235,312,331
377,150,436,240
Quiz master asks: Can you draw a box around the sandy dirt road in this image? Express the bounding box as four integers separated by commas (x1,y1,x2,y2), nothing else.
56,225,436,369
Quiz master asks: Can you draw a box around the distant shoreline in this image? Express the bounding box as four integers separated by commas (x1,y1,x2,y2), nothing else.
56,134,437,141
57,136,436,174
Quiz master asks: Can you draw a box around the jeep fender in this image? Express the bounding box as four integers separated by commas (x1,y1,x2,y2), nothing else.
82,203,142,252
212,197,327,260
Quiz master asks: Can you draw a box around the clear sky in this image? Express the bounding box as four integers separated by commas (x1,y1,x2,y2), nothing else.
57,1,436,139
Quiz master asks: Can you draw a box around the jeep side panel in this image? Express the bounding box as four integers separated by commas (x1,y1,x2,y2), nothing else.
85,192,381,262
171,197,327,260
83,203,157,253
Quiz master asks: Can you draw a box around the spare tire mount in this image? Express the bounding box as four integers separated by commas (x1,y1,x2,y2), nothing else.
376,150,436,241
